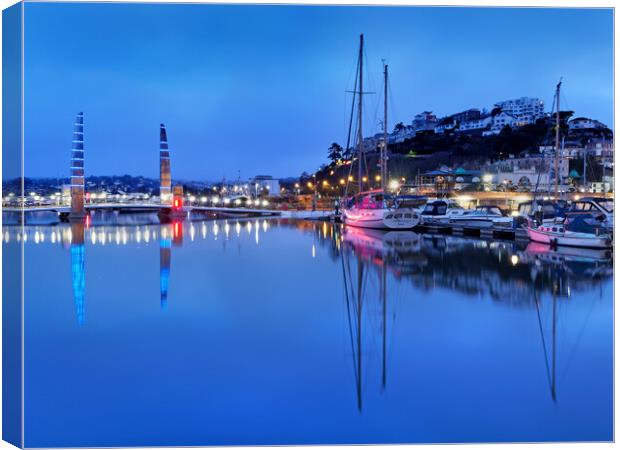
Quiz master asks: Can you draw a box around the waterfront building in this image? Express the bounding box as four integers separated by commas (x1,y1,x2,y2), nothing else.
70,112,85,218
250,175,281,197
160,124,172,205
494,97,545,125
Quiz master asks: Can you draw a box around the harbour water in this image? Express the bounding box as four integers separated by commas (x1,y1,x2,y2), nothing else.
7,217,613,446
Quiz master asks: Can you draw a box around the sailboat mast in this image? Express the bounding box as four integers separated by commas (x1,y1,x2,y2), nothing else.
357,34,364,194
382,63,388,193
554,81,561,197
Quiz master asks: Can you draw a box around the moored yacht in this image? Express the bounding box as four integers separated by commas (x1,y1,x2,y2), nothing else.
527,216,612,249
341,36,419,230
448,205,513,228
419,199,466,225
343,190,420,229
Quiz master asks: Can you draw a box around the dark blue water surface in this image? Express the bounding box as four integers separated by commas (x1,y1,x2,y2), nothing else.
8,218,613,446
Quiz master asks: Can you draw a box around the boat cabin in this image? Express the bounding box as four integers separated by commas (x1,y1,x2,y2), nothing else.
422,200,461,216
394,195,427,209
567,197,613,216
345,190,393,210
517,200,565,221
474,205,506,216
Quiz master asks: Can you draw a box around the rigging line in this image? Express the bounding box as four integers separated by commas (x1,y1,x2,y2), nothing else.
535,293,554,395
341,249,360,384
343,56,360,199
533,88,559,201
559,292,598,383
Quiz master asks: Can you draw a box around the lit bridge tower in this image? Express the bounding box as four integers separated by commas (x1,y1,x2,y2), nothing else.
69,112,86,221
159,123,172,205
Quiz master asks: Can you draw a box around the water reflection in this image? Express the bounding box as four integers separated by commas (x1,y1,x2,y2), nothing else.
6,219,612,311
70,222,86,325
9,217,613,443
334,226,611,407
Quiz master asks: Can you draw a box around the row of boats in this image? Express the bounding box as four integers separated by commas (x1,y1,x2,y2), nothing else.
342,190,613,249
339,34,613,251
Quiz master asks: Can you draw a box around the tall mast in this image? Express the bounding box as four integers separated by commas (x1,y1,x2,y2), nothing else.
357,34,364,194
554,80,561,197
382,63,388,192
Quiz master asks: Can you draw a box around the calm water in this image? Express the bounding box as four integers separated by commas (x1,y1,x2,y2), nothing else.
6,217,613,446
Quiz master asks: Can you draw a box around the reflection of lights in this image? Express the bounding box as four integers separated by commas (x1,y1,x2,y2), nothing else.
312,244,316,258
510,254,519,266
262,220,268,232
144,230,151,243
190,224,196,241
213,223,219,237
224,222,230,238
90,231,97,245
201,223,207,239
235,222,241,236
246,222,252,234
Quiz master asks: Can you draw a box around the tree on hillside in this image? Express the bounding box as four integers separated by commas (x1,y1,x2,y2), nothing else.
327,142,343,164
393,122,406,133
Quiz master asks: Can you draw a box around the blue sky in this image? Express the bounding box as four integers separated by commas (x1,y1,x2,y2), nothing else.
23,3,613,180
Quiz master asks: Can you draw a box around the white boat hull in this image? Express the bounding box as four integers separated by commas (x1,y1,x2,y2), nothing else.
343,208,419,230
527,227,612,249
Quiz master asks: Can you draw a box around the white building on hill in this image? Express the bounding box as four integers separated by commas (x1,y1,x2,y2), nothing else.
494,97,545,126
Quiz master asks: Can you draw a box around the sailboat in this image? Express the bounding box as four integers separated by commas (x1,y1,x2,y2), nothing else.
526,81,612,249
342,35,420,230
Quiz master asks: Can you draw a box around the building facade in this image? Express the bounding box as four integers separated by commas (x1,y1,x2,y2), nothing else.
494,97,545,126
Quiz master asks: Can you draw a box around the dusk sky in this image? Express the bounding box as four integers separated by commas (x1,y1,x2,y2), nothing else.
24,3,613,180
